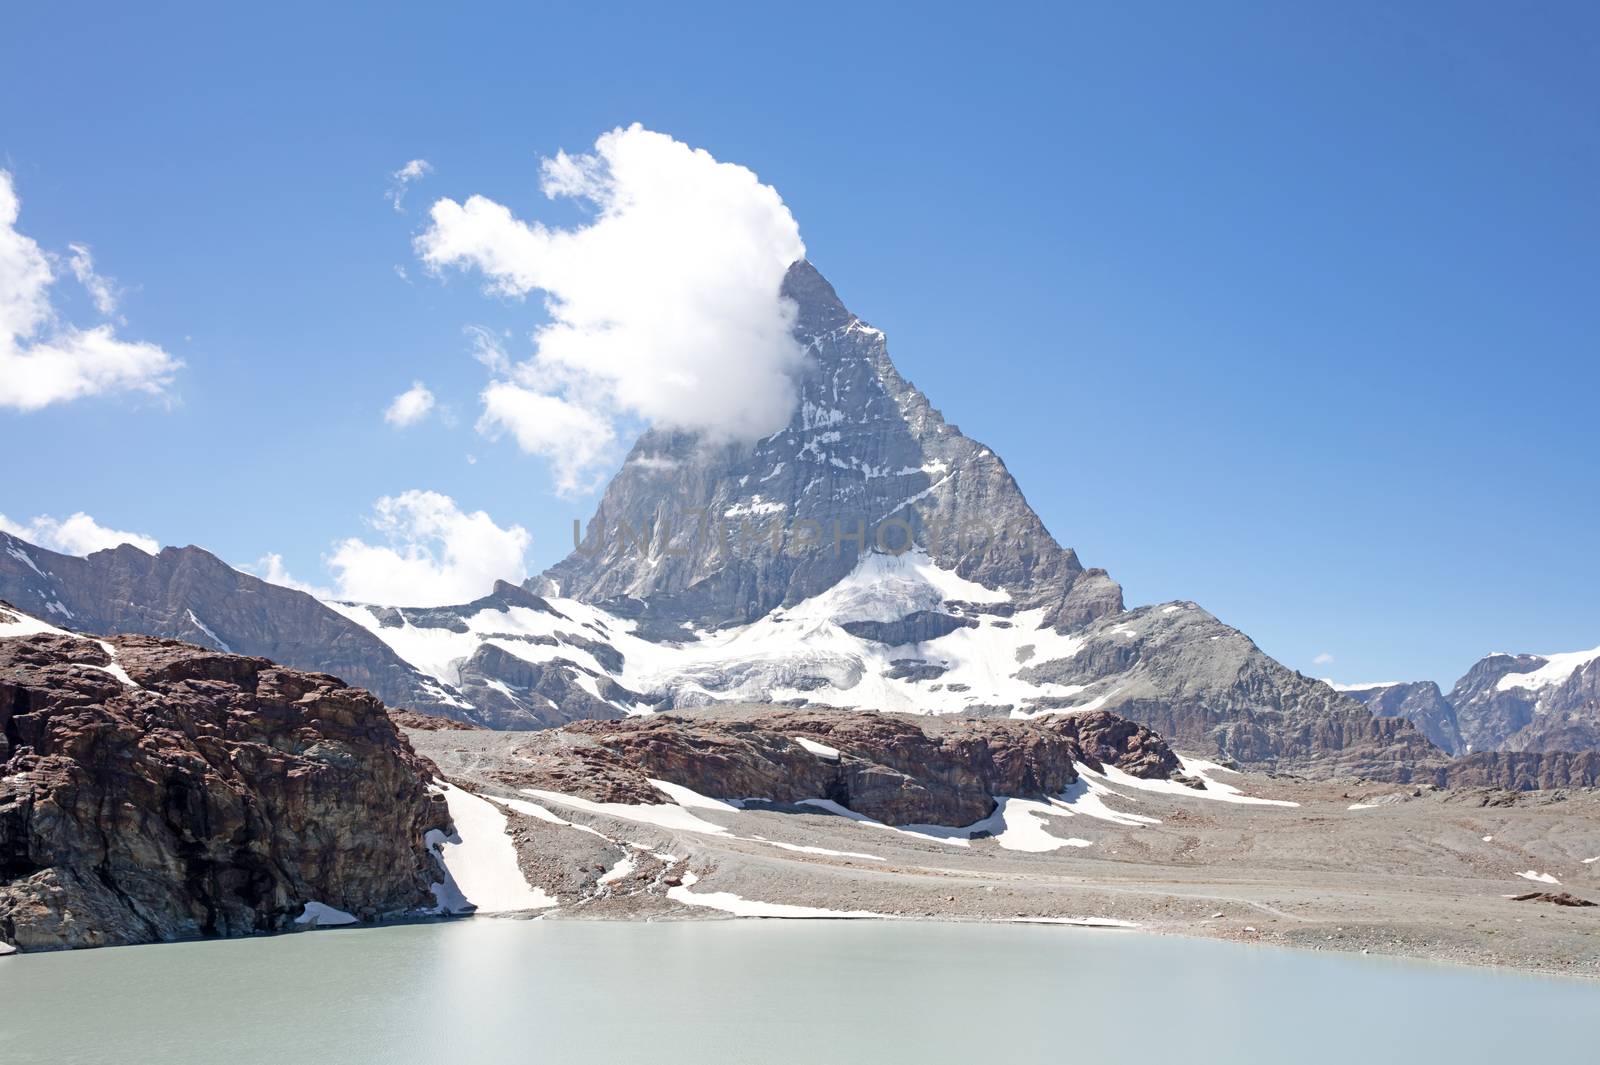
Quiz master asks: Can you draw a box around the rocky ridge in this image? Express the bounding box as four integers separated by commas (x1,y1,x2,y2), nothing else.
0,531,468,717
476,705,1192,828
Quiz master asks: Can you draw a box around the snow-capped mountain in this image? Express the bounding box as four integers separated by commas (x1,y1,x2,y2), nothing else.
1340,644,1600,755
325,261,1440,778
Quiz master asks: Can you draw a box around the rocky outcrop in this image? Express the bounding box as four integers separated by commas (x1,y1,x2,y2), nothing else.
0,613,449,953
0,532,466,719
1510,892,1595,908
486,705,1184,827
1432,750,1600,791
388,709,486,731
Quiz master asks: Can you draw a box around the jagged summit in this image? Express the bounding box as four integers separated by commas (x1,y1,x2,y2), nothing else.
538,260,1122,633
781,258,853,333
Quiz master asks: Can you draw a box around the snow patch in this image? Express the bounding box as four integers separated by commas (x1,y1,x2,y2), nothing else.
295,901,358,926
184,609,232,652
1516,870,1561,885
596,857,636,885
667,872,886,919
1496,645,1600,692
1078,758,1299,807
972,797,1093,852
794,736,841,761
745,836,885,861
430,781,557,913
522,787,732,835
797,798,971,847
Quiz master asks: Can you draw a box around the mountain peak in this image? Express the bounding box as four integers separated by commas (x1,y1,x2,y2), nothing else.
781,258,853,335
540,261,1119,633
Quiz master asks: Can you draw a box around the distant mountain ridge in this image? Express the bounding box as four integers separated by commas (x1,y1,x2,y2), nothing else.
0,531,465,716
1343,644,1600,755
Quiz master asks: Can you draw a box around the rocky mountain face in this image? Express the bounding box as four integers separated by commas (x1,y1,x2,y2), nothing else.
1341,681,1463,754
1340,646,1600,757
0,531,464,717
330,261,1442,779
0,604,450,953
1448,648,1600,754
469,704,1186,828
541,261,1122,635
1433,750,1600,790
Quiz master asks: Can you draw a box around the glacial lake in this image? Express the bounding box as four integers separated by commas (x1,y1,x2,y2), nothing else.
2,920,1594,1064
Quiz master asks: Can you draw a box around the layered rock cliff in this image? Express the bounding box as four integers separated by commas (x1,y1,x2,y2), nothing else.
0,604,450,953
480,705,1191,828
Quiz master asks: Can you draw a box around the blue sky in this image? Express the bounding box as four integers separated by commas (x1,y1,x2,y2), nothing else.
2,1,1596,686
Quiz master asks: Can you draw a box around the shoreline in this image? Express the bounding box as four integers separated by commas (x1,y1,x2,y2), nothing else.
413,727,1600,981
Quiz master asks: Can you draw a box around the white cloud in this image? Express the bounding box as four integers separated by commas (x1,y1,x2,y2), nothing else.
388,158,433,212
477,381,615,495
66,243,120,316
384,380,436,428
1312,652,1335,666
0,511,158,555
416,124,806,495
0,170,181,412
326,490,531,606
239,552,332,598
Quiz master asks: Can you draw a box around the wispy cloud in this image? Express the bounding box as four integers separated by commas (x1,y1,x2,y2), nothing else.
239,552,332,598
65,243,120,317
387,158,433,212
1313,652,1335,666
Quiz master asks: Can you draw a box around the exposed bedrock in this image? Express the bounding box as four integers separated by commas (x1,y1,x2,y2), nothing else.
0,624,449,953
486,706,1183,827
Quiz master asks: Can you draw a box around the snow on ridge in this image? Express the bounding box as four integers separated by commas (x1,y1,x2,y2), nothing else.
184,609,232,652
1078,758,1299,808
328,547,1097,720
1324,679,1405,692
0,605,137,688
1495,644,1600,692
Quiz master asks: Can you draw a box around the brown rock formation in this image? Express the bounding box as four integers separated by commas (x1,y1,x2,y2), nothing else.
493,705,1184,827
1433,750,1600,790
0,624,449,953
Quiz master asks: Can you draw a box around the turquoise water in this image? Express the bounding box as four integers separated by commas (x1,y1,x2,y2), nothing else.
1,920,1593,1064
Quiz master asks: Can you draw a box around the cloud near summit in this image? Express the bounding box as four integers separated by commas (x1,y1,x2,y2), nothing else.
415,124,808,495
